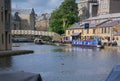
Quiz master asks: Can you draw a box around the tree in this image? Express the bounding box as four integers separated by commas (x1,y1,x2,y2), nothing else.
50,0,78,35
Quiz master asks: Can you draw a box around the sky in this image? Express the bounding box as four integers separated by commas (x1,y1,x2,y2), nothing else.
12,0,80,14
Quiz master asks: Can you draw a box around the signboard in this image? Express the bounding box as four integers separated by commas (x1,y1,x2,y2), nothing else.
84,23,89,29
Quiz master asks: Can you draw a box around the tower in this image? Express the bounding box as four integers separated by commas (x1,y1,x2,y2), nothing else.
98,0,120,15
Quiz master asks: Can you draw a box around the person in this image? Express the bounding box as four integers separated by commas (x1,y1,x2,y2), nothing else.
112,39,117,46
98,40,102,45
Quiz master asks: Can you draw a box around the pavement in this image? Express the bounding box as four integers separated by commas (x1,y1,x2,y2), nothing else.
0,50,34,57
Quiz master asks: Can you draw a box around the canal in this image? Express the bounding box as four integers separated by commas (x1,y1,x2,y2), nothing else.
0,43,120,81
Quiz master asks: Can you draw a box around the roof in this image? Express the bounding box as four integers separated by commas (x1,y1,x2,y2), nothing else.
86,13,120,21
98,20,120,27
36,13,51,21
67,20,120,30
67,23,96,30
12,12,21,21
68,23,81,30
12,8,35,15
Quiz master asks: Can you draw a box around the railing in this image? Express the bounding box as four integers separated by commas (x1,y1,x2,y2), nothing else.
11,30,57,37
11,30,62,41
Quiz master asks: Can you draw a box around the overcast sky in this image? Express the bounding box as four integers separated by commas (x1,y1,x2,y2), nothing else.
12,0,80,14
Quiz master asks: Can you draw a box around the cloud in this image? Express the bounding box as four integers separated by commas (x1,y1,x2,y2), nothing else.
12,0,80,14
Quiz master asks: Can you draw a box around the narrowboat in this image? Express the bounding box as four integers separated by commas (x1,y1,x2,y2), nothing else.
72,37,104,48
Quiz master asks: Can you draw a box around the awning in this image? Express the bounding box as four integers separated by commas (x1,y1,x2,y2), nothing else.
0,71,42,81
71,33,81,36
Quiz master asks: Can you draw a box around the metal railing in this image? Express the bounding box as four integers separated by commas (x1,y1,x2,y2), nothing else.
11,30,57,37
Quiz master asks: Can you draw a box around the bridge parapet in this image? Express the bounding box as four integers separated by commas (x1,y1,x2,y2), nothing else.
11,30,62,41
11,30,60,37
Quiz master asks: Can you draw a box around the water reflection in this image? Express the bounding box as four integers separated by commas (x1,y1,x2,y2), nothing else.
71,46,101,52
1,43,120,81
0,57,12,68
52,46,101,52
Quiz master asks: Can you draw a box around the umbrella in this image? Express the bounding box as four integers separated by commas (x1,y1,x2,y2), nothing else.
0,71,42,81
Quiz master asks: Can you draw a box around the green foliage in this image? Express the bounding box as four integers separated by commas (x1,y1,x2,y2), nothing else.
50,0,78,35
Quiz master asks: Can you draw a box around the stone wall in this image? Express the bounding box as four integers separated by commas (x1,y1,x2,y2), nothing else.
0,0,12,51
110,0,120,14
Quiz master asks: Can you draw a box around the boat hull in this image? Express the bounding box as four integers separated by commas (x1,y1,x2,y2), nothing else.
72,40,103,48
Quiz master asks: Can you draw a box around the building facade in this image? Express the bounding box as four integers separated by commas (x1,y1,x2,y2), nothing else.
35,13,51,31
98,0,120,15
78,0,99,21
77,0,89,20
78,0,120,19
12,8,36,30
66,20,120,42
73,0,120,44
0,0,12,50
97,0,110,15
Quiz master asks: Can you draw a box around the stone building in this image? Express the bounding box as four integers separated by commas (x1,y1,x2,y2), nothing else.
77,0,98,20
66,20,120,42
78,0,120,20
98,0,120,15
77,0,89,19
12,12,21,30
0,0,12,50
35,13,51,31
12,8,36,30
69,0,120,44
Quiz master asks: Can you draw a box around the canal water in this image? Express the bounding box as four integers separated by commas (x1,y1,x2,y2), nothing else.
0,43,120,81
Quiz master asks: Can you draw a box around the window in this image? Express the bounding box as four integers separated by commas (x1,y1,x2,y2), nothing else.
14,24,16,30
87,29,89,34
72,30,74,34
108,27,110,33
104,28,107,33
2,34,4,44
1,12,3,22
82,29,83,34
9,34,11,44
68,31,70,35
5,10,8,22
116,37,119,40
93,29,95,34
8,13,10,23
102,28,104,33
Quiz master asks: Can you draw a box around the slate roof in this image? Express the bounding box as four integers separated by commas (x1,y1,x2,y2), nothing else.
36,13,51,21
87,13,120,20
68,23,96,30
67,19,120,30
68,23,81,30
12,8,34,15
98,20,120,27
13,12,21,21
